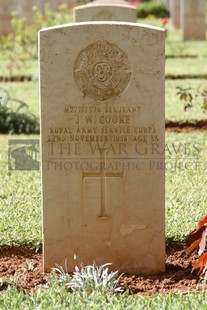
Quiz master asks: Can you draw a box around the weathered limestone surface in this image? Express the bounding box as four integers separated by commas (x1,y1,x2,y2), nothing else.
74,0,136,22
181,0,206,40
0,0,17,35
39,22,165,274
169,0,180,29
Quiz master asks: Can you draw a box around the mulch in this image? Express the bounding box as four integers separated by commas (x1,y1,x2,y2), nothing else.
0,241,203,295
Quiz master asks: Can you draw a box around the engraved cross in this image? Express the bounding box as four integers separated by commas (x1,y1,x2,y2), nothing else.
82,147,123,218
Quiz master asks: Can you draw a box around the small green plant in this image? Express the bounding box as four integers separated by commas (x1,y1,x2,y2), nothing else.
0,87,39,134
69,263,123,295
48,259,71,288
176,85,207,113
136,2,169,18
186,215,207,289
0,277,14,289
50,262,123,296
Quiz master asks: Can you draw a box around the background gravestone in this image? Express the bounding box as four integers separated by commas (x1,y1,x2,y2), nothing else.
180,0,206,41
0,0,17,35
169,0,180,29
18,0,36,23
74,0,136,22
39,21,165,274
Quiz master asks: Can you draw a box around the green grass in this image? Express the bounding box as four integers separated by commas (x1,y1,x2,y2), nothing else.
166,132,207,241
0,60,38,78
166,58,207,77
0,134,41,247
166,79,207,122
166,40,207,57
0,286,207,309
0,82,39,117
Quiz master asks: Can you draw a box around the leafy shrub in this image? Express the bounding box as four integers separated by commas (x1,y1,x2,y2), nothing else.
136,2,169,18
176,85,207,113
186,215,207,289
0,87,39,134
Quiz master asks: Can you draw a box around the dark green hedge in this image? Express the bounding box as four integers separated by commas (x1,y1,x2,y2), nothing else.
0,105,39,134
136,2,169,18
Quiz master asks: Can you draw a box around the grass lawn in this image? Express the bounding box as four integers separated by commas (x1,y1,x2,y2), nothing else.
166,40,207,58
0,81,39,117
0,60,38,78
0,134,41,247
0,287,207,309
165,58,207,77
166,79,207,122
166,132,207,241
0,82,39,117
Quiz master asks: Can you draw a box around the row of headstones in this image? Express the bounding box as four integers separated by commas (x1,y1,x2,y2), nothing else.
75,0,206,41
0,0,138,35
1,0,206,41
170,0,206,40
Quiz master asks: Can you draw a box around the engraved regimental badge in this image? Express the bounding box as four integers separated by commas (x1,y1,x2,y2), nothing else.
73,40,131,101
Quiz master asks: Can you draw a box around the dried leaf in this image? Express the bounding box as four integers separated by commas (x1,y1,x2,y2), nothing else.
186,238,201,255
198,215,207,229
186,225,206,251
198,228,207,256
193,253,207,273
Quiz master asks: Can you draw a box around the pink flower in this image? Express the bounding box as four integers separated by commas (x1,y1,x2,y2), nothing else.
128,0,143,4
161,18,168,26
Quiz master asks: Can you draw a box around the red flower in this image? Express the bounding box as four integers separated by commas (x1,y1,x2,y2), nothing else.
161,18,168,26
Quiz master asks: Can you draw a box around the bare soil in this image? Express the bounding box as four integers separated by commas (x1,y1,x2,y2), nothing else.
165,120,207,132
0,241,203,295
1,74,206,82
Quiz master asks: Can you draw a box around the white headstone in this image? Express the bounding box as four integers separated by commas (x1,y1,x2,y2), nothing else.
0,0,17,35
163,0,169,9
18,0,37,23
39,21,165,274
181,0,206,40
74,0,136,22
169,0,180,29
